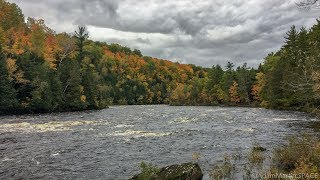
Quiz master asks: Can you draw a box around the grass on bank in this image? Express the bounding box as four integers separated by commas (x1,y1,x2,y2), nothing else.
210,135,320,180
134,135,320,180
270,135,320,177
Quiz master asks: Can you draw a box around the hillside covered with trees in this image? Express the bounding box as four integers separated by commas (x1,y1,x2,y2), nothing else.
0,0,320,115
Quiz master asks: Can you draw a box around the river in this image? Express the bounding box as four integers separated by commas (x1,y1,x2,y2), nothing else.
0,105,318,179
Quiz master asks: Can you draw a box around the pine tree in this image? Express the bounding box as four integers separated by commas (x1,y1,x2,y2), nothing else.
207,65,224,89
74,26,89,63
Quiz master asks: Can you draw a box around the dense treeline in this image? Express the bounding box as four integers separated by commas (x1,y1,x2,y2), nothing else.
0,0,320,115
166,20,320,113
171,22,320,112
0,0,211,114
256,23,320,112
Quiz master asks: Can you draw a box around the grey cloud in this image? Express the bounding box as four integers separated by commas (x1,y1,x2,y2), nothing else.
8,0,320,67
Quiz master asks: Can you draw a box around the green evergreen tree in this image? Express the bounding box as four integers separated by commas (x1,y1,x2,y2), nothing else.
0,43,18,114
74,26,89,63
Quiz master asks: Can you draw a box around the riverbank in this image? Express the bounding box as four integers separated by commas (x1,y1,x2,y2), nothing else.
210,134,320,180
132,134,320,180
0,105,109,116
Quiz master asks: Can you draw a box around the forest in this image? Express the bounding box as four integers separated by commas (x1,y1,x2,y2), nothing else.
0,0,320,115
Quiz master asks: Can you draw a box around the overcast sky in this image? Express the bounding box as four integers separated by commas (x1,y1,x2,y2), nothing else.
8,0,320,67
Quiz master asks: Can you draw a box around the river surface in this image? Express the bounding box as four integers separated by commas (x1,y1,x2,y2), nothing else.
0,105,318,179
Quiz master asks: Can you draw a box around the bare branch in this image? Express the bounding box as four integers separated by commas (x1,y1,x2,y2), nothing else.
296,0,320,9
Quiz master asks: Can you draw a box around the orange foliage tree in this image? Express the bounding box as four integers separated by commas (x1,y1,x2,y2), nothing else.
251,72,266,102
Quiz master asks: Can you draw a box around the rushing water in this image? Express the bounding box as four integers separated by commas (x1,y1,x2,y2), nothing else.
0,105,318,179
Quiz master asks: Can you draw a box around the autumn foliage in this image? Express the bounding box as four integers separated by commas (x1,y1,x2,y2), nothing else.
229,81,241,103
0,0,320,114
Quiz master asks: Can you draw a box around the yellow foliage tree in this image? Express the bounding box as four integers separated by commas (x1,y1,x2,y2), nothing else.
170,83,191,105
212,85,228,103
6,58,28,83
229,81,241,103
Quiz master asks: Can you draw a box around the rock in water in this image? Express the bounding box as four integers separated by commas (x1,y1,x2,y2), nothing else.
130,162,203,180
157,163,203,180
